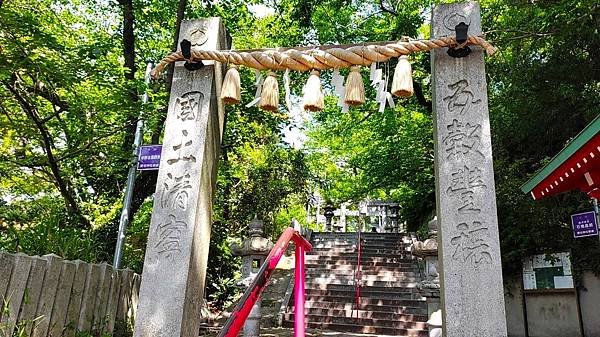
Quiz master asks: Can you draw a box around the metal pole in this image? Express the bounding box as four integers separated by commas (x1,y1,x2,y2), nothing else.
593,197,600,245
113,61,153,269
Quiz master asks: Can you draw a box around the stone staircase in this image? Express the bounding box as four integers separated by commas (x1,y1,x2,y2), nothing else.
282,232,428,336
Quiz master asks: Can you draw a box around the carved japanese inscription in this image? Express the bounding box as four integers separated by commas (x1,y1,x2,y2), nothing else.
175,91,203,121
443,119,483,159
447,165,486,214
155,214,188,261
443,80,481,116
161,171,192,210
156,91,205,262
451,221,492,267
167,130,197,165
442,78,491,259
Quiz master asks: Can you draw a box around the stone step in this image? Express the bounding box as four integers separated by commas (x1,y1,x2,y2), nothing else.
292,233,425,334
308,251,414,259
306,278,418,288
305,273,420,282
285,312,428,328
306,268,418,277
305,261,419,270
311,237,409,243
306,253,416,261
313,232,407,236
304,289,421,300
282,320,428,336
301,306,428,318
310,246,412,253
310,245,412,253
304,299,427,312
304,264,418,272
305,284,422,293
305,255,418,264
305,295,426,306
311,239,409,245
311,235,410,241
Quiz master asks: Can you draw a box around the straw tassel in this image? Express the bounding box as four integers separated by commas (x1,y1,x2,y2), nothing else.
259,71,279,111
220,65,241,105
391,56,413,97
303,70,324,112
344,66,365,106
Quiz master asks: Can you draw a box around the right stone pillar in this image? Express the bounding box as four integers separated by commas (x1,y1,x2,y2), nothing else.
431,2,507,336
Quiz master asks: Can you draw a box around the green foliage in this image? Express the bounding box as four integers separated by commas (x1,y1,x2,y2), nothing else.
1,0,598,314
481,0,599,272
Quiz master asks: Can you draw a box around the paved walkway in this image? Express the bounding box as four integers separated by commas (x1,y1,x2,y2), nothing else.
202,327,398,337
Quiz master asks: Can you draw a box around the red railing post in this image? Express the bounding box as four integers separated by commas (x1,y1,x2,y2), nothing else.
294,243,306,337
218,228,311,337
354,229,362,319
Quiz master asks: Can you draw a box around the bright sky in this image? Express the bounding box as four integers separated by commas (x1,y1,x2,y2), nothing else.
247,4,275,18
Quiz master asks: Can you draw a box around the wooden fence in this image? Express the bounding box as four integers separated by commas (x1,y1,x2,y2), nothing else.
0,251,140,337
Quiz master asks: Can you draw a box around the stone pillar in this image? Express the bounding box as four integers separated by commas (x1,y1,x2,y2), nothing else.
324,205,334,232
388,204,399,233
133,18,229,337
431,3,507,336
339,203,347,232
381,206,387,232
232,219,274,337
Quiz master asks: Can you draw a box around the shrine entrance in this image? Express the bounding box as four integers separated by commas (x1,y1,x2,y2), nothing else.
132,2,508,336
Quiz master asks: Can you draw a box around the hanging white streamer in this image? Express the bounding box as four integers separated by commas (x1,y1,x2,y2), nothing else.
370,62,377,81
372,69,382,86
246,69,264,107
387,92,395,109
254,69,263,85
370,63,395,112
377,80,386,112
332,68,348,111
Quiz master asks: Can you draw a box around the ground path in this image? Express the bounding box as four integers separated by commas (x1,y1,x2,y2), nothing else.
202,327,399,337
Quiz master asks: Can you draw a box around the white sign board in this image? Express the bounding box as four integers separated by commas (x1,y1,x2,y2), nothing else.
523,252,573,290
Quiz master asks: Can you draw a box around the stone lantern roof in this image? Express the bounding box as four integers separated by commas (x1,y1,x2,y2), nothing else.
232,219,274,257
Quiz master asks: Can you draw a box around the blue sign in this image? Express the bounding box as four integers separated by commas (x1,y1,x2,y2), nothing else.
137,145,162,171
571,211,598,238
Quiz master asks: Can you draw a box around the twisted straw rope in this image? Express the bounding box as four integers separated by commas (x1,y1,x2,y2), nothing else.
151,35,496,78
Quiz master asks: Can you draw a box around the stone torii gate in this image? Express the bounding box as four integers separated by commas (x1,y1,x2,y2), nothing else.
133,2,507,337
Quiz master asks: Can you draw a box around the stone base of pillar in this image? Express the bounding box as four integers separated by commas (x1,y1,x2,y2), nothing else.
244,300,261,337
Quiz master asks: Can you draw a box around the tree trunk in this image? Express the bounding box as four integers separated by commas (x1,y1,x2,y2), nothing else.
118,0,139,150
3,81,91,228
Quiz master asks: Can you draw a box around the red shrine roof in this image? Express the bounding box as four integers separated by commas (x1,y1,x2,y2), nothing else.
521,115,600,200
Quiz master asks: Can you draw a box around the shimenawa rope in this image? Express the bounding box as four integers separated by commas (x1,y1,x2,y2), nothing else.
151,35,496,78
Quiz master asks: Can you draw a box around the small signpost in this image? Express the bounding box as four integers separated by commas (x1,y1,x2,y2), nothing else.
137,145,162,171
571,211,598,238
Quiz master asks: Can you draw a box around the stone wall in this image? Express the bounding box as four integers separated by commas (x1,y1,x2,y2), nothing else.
505,271,600,337
0,251,140,337
579,272,600,337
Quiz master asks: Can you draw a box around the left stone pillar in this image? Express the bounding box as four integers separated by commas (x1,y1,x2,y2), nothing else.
134,18,229,337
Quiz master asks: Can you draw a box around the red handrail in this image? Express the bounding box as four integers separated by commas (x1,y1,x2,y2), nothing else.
353,229,362,319
218,227,312,337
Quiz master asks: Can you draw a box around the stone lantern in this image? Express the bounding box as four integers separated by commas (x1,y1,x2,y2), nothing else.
232,218,274,337
387,204,400,233
323,205,334,232
411,216,441,337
